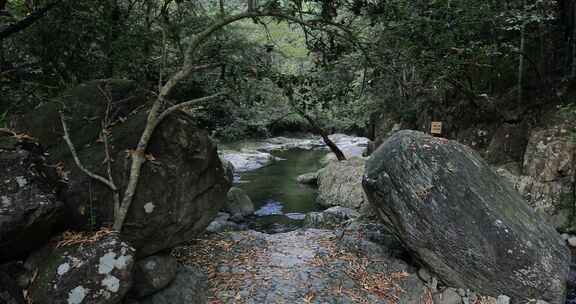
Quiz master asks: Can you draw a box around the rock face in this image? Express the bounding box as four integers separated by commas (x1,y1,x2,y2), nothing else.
495,124,575,230
363,130,570,304
26,233,135,304
0,136,63,263
317,157,368,210
225,187,255,218
12,80,231,257
140,265,207,304
130,255,178,298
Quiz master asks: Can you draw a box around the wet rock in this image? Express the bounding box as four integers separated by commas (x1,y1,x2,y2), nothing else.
13,80,231,257
317,157,368,210
140,265,207,304
303,206,359,229
226,187,254,218
26,233,135,304
0,271,25,304
363,130,570,304
206,212,244,233
296,172,318,185
0,136,63,263
130,255,178,298
220,149,276,172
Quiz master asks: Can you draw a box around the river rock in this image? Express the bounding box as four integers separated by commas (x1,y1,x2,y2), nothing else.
140,265,207,304
0,136,63,263
205,212,247,233
226,187,255,218
303,206,359,229
130,255,178,298
12,80,231,257
317,157,368,210
296,171,318,185
363,130,570,304
26,233,135,304
219,149,276,172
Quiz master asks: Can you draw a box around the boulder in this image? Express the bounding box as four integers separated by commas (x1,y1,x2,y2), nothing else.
12,80,231,257
225,187,255,218
303,206,359,229
0,136,63,263
296,172,318,185
495,125,575,231
363,130,570,304
140,265,207,304
219,149,276,172
317,157,368,210
0,271,25,304
26,233,135,304
130,255,178,299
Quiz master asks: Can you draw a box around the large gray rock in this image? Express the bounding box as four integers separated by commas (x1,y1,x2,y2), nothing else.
363,130,570,304
225,187,255,218
130,255,178,298
13,80,231,257
0,136,63,263
26,233,135,304
317,157,368,210
495,125,575,231
140,265,207,304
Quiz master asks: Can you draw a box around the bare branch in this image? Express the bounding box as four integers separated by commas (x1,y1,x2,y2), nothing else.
59,112,118,192
97,85,122,219
157,92,226,123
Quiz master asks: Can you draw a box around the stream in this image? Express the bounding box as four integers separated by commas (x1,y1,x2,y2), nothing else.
220,134,368,233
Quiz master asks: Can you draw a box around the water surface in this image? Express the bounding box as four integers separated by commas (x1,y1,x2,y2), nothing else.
236,148,327,232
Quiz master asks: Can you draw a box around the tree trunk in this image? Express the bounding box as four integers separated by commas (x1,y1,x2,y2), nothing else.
518,0,526,104
299,112,346,161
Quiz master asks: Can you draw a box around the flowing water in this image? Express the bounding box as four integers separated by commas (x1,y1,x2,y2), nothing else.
236,148,327,233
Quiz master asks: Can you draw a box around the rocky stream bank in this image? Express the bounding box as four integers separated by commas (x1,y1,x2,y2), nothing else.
1,80,574,304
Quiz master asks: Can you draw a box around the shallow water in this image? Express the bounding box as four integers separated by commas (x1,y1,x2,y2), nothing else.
236,148,327,232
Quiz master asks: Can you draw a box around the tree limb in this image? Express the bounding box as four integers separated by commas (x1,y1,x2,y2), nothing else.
59,112,118,192
0,1,60,40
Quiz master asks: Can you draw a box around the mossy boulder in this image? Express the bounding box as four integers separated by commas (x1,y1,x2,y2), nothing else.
363,130,570,304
